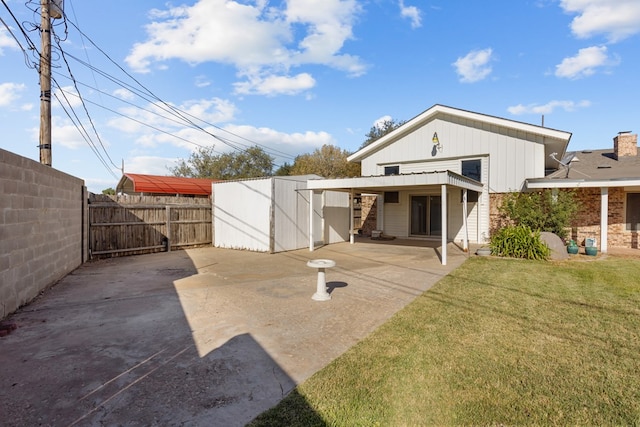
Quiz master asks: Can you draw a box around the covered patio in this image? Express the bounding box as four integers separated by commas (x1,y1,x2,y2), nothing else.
306,171,484,265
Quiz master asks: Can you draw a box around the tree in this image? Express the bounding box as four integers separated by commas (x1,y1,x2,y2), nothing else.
102,187,115,195
290,144,360,178
169,146,274,180
360,118,406,149
274,162,293,176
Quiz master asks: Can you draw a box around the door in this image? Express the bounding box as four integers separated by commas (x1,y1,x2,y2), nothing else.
410,195,441,236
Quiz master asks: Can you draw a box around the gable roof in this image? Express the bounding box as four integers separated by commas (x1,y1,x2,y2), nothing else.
348,104,572,169
116,173,218,196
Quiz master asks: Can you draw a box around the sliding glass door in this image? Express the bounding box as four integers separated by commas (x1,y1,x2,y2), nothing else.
410,195,441,236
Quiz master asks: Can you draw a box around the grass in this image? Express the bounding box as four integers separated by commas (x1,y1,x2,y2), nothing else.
249,255,640,426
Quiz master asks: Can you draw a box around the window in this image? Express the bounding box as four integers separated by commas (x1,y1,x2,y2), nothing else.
461,159,481,203
461,159,481,181
384,191,399,203
626,193,640,231
384,165,400,176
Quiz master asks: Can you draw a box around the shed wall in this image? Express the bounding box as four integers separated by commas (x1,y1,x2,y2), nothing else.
213,179,273,252
0,148,86,319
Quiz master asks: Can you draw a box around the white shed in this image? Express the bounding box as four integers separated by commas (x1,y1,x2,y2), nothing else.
213,175,350,253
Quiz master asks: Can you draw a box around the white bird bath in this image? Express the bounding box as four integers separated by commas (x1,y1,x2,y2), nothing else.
307,259,336,301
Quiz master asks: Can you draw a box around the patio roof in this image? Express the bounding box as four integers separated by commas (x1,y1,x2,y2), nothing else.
306,170,484,193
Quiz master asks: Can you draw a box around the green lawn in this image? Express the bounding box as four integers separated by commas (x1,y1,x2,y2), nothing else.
250,255,640,426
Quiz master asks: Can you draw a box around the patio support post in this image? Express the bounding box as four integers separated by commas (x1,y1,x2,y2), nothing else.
441,184,447,265
462,188,469,252
601,187,608,253
309,190,315,251
350,189,355,244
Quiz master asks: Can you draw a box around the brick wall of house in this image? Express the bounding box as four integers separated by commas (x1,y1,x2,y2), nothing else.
572,187,636,248
359,195,377,236
489,188,635,249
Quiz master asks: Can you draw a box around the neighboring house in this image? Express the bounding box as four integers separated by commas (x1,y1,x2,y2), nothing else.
116,173,218,197
307,104,574,264
213,175,349,253
526,131,640,252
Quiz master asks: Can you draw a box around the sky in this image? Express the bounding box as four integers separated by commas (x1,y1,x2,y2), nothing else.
1,0,639,193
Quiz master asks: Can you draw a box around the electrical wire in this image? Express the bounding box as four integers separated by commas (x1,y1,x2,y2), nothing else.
53,28,119,170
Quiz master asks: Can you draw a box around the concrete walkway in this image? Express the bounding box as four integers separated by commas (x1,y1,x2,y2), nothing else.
0,240,471,426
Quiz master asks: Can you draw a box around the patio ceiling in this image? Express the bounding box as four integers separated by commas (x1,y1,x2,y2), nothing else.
306,170,484,193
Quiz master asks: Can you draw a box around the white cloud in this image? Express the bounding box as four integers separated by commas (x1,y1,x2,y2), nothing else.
0,82,25,107
53,85,83,108
399,1,422,29
125,0,366,96
507,100,591,115
233,72,316,96
113,88,135,100
107,97,238,143
0,27,18,54
452,48,494,83
555,45,613,79
124,156,179,176
560,0,640,42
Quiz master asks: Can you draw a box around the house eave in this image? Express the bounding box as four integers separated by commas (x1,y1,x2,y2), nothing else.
526,177,640,189
307,170,484,193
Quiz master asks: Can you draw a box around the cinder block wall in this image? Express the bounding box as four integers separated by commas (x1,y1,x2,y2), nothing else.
1,149,86,319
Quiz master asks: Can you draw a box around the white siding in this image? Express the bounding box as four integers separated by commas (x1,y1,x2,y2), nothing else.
323,191,350,244
214,177,348,253
214,178,272,252
361,115,547,193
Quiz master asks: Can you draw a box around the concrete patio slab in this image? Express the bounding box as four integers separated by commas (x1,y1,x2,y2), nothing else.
0,240,470,426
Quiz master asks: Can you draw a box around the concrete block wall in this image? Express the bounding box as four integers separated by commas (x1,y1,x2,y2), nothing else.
1,148,86,319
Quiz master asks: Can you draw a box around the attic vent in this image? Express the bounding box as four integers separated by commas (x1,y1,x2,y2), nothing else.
597,164,612,169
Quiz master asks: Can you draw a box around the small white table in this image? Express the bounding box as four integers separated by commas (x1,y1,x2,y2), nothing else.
307,259,336,301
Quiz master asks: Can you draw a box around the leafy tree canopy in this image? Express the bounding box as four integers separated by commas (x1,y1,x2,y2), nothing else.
102,187,115,195
361,118,406,149
169,146,274,180
290,144,360,178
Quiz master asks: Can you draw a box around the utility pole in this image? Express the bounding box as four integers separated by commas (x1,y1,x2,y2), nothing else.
39,0,52,166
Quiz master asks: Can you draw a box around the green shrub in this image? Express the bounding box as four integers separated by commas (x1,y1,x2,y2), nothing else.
499,190,579,240
490,225,551,260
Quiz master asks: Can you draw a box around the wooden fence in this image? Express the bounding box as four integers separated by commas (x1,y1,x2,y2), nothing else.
88,194,212,258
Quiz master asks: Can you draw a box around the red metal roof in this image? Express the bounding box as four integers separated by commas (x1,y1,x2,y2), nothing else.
119,173,217,196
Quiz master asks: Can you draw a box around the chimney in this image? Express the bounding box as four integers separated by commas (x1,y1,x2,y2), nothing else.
613,131,637,159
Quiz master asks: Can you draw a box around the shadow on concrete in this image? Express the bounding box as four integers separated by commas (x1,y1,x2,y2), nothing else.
327,281,348,294
0,251,315,426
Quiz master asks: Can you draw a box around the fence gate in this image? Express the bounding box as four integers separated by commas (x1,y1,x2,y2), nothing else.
88,194,212,258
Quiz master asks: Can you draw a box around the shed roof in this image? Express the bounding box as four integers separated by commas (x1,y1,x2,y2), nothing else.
117,173,218,196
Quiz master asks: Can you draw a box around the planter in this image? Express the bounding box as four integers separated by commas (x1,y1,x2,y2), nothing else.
476,247,492,256
585,246,598,256
567,245,579,255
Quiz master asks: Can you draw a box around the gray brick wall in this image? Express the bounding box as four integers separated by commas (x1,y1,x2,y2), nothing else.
1,148,86,319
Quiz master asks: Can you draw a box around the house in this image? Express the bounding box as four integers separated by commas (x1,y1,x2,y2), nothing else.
213,175,349,253
525,131,640,251
307,104,574,264
116,173,218,197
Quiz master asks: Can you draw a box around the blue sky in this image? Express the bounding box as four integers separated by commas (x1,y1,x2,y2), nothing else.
1,0,639,193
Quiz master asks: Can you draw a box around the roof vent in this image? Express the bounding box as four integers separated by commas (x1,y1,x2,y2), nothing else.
581,150,592,153
597,164,612,169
